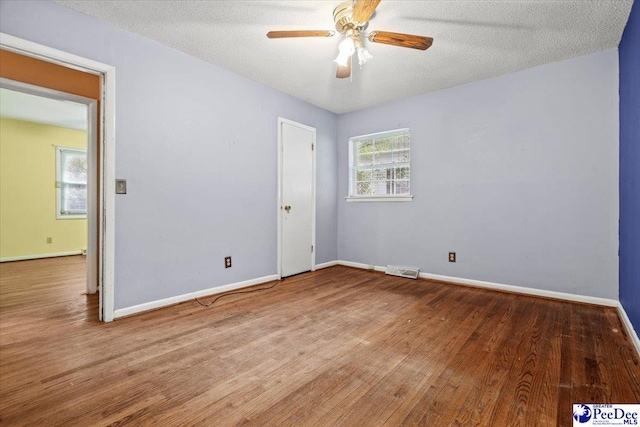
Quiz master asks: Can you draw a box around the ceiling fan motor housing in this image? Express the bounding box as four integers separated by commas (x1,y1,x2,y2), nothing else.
333,1,369,34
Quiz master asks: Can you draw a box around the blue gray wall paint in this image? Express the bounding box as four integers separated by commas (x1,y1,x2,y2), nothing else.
0,0,627,309
619,0,640,332
0,0,338,309
337,49,620,299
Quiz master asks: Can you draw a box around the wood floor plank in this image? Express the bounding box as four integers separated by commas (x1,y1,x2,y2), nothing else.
1,257,638,426
286,291,490,427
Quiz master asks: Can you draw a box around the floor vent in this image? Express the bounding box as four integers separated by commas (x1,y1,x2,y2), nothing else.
385,265,420,280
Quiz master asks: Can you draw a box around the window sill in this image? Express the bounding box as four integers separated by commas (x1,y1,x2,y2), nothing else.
57,214,87,220
345,195,414,203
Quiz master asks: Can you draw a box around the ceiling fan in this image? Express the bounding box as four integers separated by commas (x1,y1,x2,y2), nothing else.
266,0,433,79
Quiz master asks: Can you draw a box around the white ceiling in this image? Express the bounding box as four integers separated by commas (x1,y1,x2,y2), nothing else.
56,0,633,114
0,88,88,130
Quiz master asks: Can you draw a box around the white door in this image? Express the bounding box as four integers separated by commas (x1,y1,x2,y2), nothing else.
280,119,315,278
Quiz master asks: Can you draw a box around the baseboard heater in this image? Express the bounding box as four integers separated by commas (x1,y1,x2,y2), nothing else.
385,265,420,279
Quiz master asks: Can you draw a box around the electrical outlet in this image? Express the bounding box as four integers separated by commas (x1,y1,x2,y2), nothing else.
115,179,127,194
225,256,232,268
46,237,53,244
449,252,456,263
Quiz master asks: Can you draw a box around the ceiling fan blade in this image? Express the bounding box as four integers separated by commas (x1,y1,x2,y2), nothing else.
267,30,335,38
368,31,433,50
352,0,381,23
336,57,352,79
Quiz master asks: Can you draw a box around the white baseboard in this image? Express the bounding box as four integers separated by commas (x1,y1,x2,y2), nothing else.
337,260,618,307
0,251,82,262
337,260,385,272
113,274,279,319
314,260,338,270
419,271,618,307
617,302,640,357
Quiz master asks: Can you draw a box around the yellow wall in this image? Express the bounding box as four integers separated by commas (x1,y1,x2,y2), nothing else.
0,118,87,259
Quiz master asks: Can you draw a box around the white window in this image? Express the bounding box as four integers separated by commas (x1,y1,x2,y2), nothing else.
56,147,87,219
348,128,412,201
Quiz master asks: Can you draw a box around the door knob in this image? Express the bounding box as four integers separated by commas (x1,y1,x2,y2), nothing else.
284,205,292,213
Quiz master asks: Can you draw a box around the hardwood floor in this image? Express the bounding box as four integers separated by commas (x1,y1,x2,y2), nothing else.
0,257,638,426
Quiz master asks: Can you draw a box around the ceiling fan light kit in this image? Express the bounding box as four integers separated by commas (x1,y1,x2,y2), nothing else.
266,0,433,79
335,36,356,67
354,36,374,68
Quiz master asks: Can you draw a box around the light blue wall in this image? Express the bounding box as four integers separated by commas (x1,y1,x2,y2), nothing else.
337,49,620,299
0,0,625,308
0,0,338,309
619,0,640,333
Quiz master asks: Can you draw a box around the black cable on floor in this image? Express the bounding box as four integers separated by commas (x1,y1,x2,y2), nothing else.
195,279,283,307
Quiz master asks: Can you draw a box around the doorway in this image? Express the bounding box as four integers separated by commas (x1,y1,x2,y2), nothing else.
0,34,116,322
277,118,316,278
0,82,97,298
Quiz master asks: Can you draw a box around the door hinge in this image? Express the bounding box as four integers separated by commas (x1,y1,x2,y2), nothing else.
311,245,314,253
311,143,314,151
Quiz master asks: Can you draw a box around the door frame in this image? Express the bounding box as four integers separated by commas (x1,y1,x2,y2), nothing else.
0,32,116,322
276,117,316,279
0,78,99,295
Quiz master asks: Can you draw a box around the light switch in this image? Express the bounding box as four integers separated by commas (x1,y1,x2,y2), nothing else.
116,179,127,194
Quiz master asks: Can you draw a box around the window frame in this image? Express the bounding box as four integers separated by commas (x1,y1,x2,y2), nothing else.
347,128,413,202
56,146,88,219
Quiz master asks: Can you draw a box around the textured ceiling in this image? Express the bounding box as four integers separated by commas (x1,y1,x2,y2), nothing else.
0,88,88,130
56,1,633,114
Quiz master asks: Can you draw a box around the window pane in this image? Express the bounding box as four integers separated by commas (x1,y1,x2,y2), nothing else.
356,182,372,196
357,139,374,153
395,167,410,179
357,152,373,166
395,134,410,150
395,180,410,194
62,183,87,213
374,137,393,152
371,168,390,195
371,168,388,181
373,150,393,165
393,148,409,163
356,169,371,182
372,180,390,195
392,135,410,163
371,137,390,165
62,152,87,184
